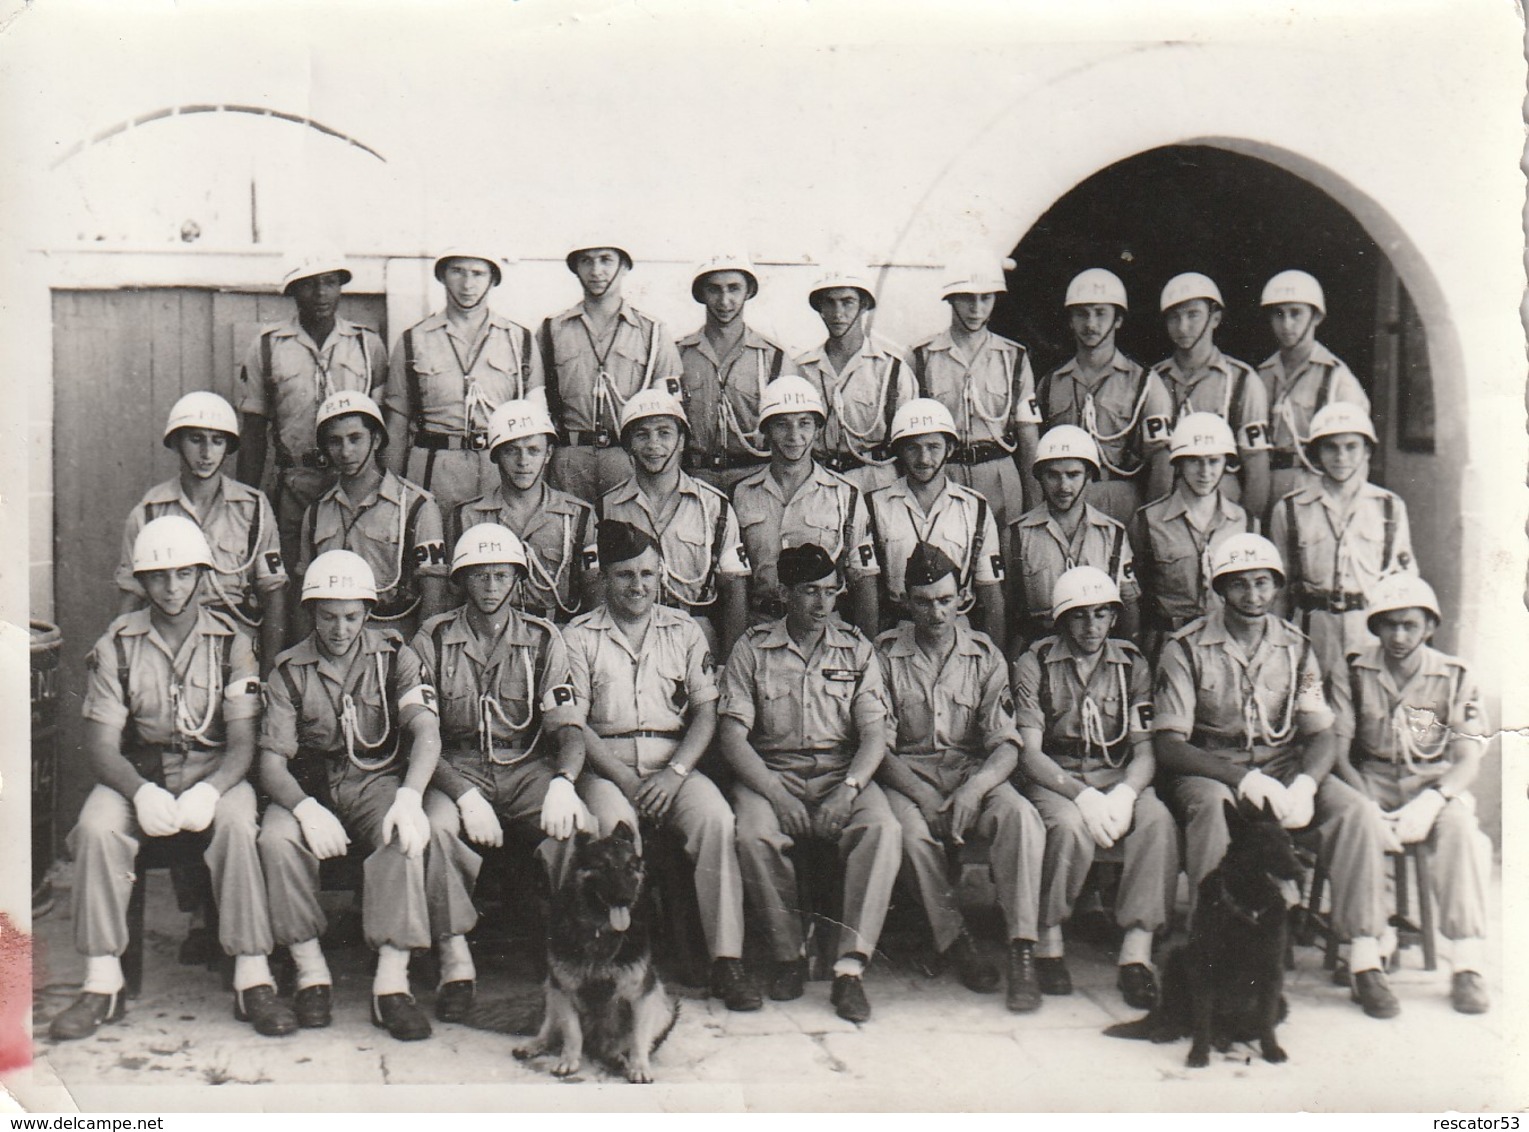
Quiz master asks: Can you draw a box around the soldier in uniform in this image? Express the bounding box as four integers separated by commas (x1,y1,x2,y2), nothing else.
677,252,792,494
382,244,542,515
50,517,292,1041
1036,269,1173,526
719,544,902,1023
118,392,287,675
1153,533,1398,1018
410,524,592,1023
865,398,1005,640
1257,270,1371,515
794,267,916,493
1329,573,1493,1015
1007,426,1139,652
732,375,880,637
563,520,761,1012
297,391,449,641
875,542,1045,1013
453,398,595,623
907,254,1041,528
1270,402,1416,681
540,238,683,506
258,551,474,1041
1012,566,1179,1009
596,389,749,659
1129,413,1255,659
236,249,388,569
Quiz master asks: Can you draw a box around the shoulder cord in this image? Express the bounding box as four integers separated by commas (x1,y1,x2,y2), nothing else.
170,641,222,745
478,644,540,758
1078,660,1132,769
716,347,772,457
338,481,411,596
1241,641,1300,749
1387,681,1454,773
1080,373,1152,477
828,357,898,466
958,339,1017,452
586,315,658,432
900,493,978,615
1277,396,1323,474
522,512,581,615
340,651,396,771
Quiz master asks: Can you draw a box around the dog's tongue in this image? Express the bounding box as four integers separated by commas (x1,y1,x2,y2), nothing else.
609,905,631,932
1277,878,1302,908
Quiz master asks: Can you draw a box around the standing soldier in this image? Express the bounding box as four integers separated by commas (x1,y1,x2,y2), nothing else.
719,544,902,1023
866,398,1006,640
1007,426,1140,652
298,391,449,640
1036,269,1173,526
118,392,288,675
1129,413,1255,659
908,254,1041,528
1012,566,1179,1010
1151,272,1273,520
50,517,292,1041
875,542,1046,1013
236,250,388,570
1269,402,1415,679
540,238,683,506
1153,533,1398,1018
794,267,916,493
258,550,476,1041
677,252,792,494
383,244,542,515
410,524,593,1023
733,375,880,637
1258,270,1371,514
563,520,762,1012
1329,574,1492,1015
453,399,595,623
596,389,749,659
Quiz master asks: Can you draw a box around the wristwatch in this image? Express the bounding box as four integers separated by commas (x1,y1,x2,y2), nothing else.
555,769,577,784
1431,783,1456,802
841,775,863,796
666,762,690,778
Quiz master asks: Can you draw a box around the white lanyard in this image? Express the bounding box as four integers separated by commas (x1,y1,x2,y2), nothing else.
1078,660,1131,768
340,652,395,771
170,643,220,746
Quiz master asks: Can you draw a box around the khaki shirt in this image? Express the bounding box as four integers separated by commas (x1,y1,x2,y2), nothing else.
237,315,388,464
598,474,748,608
453,483,594,619
908,329,1041,447
1329,645,1488,775
116,476,286,610
1013,633,1152,783
795,333,915,467
867,477,1003,609
1009,502,1138,625
1269,481,1415,602
1153,611,1333,752
875,622,1018,761
298,471,449,607
678,325,790,460
1257,342,1370,456
1150,348,1272,455
385,309,543,441
1130,490,1251,628
539,301,682,435
1037,351,1172,477
564,604,717,736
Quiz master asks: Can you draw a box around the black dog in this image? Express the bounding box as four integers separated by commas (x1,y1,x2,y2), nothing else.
513,822,678,1083
1106,798,1303,1067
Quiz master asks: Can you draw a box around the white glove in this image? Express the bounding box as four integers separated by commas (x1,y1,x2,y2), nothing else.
1073,787,1116,849
175,781,221,833
1281,774,1318,830
458,787,504,848
541,775,593,841
294,796,351,860
381,786,431,859
133,782,182,837
1237,769,1290,823
1389,788,1446,844
1103,783,1138,843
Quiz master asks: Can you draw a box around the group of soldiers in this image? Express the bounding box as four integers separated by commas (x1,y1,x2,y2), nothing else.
48,240,1493,1048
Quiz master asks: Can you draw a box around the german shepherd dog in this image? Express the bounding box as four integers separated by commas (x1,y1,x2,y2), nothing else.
514,822,678,1083
1106,799,1304,1067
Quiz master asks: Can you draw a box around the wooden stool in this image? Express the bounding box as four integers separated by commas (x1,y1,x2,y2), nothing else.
1306,842,1435,971
124,833,217,998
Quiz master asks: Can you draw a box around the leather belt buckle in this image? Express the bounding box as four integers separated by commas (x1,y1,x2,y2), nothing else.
468,430,489,451
594,427,612,449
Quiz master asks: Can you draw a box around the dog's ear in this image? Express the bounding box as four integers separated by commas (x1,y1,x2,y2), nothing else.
1258,798,1277,822
611,821,636,845
573,829,595,850
1223,798,1246,829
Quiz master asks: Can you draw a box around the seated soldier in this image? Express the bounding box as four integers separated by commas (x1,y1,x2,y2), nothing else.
1012,566,1179,1009
875,542,1045,1013
1153,532,1398,1019
258,551,474,1041
719,544,902,1023
51,517,291,1040
1329,573,1493,1015
411,523,592,1023
564,520,761,1012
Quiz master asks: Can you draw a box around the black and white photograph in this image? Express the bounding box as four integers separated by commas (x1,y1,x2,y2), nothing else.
1,0,1526,1115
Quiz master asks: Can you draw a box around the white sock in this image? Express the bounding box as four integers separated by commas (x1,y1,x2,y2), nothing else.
373,946,412,997
438,934,476,986
1451,937,1486,974
289,938,332,990
1118,927,1154,968
1036,924,1065,960
232,954,275,993
1349,935,1382,973
83,954,124,996
832,955,865,979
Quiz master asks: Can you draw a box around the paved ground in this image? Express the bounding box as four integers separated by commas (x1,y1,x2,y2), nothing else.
9,858,1515,1113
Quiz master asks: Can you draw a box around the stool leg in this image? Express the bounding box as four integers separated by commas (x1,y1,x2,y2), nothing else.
1414,845,1437,972
124,860,147,999
1393,853,1410,921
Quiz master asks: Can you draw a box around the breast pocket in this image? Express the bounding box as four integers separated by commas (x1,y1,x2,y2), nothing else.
943,681,981,738
760,682,797,739
479,335,530,399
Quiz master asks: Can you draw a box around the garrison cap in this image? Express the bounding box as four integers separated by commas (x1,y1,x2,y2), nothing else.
778,543,837,588
904,541,959,589
597,520,660,569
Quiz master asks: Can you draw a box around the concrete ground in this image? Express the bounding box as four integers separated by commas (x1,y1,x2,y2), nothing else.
11,857,1515,1113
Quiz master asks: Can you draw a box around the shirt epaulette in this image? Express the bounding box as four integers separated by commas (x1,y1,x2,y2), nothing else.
203,608,240,635
1166,617,1207,644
